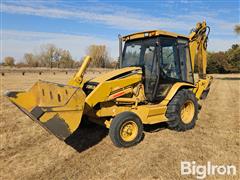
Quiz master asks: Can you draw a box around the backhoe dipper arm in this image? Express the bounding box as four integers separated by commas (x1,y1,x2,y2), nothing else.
189,21,210,79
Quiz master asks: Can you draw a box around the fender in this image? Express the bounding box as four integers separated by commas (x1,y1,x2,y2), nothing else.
159,82,195,106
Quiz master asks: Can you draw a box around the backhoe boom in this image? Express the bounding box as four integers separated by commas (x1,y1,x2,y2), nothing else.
189,21,210,79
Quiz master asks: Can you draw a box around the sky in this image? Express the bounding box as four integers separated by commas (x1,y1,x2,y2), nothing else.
1,0,239,62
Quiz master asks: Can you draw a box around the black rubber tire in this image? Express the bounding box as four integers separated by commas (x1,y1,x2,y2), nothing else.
109,112,143,147
166,89,198,131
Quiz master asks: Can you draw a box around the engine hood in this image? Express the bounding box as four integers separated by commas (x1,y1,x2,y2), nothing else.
89,67,142,84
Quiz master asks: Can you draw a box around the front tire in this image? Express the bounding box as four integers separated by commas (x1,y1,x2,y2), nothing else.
109,112,143,147
166,89,198,131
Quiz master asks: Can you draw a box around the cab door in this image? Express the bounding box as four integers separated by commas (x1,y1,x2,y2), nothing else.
143,41,159,101
178,39,194,83
153,37,180,102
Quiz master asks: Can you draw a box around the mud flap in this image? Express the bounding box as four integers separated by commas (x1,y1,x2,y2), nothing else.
5,80,86,140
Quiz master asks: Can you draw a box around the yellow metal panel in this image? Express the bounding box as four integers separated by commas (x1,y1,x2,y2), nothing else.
189,40,198,70
8,80,78,109
122,30,188,41
86,73,142,107
107,87,133,101
131,105,167,124
37,81,77,107
96,105,131,117
8,90,37,111
145,114,167,124
91,67,141,83
148,106,166,116
94,101,167,125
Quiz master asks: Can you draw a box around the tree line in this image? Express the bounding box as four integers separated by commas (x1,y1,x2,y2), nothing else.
2,43,240,73
206,44,240,73
2,44,117,69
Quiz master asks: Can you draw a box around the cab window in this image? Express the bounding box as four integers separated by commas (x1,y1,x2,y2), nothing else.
160,37,180,79
178,39,194,83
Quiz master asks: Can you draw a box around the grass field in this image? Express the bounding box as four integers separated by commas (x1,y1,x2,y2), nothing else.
0,72,239,179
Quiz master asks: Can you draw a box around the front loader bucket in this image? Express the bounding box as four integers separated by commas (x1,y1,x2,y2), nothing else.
5,80,86,140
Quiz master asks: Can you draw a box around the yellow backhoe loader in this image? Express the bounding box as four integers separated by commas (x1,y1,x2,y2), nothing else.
6,21,212,147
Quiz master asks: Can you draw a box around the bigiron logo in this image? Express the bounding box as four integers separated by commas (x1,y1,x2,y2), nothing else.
180,161,237,179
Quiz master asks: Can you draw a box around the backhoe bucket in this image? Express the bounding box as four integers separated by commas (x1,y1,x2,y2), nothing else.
5,80,86,140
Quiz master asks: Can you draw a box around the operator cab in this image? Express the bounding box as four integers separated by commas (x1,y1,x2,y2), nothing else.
121,33,194,102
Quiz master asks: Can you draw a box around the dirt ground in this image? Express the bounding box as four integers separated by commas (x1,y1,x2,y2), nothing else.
0,72,239,180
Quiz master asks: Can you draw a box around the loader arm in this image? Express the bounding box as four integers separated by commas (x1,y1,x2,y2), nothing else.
188,21,212,99
68,56,92,87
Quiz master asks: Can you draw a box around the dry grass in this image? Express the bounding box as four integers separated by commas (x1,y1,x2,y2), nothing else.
0,72,239,180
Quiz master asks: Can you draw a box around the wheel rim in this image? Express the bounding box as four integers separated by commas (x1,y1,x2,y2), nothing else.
180,100,195,124
120,121,138,142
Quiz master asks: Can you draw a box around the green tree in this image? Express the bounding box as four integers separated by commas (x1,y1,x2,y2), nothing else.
226,44,240,72
207,52,229,73
207,44,240,73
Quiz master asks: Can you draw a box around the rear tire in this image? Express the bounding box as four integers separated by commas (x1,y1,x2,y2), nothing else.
109,112,143,147
166,89,198,131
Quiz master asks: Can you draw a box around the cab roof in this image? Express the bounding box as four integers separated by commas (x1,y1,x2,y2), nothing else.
122,30,189,41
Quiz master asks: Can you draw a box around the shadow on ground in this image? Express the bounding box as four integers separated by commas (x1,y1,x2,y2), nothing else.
65,121,108,153
65,120,169,152
215,77,240,80
144,122,169,133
